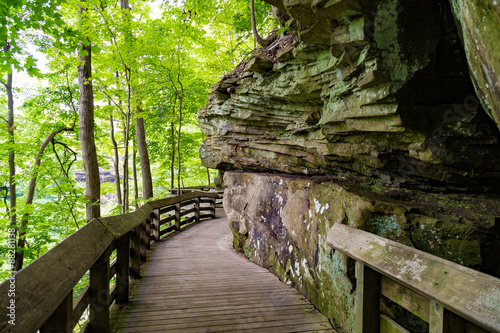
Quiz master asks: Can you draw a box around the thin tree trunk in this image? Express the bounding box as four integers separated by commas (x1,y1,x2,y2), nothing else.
1,61,17,268
132,136,139,209
250,0,266,47
5,69,16,231
119,0,132,212
207,167,211,187
170,122,176,192
170,93,177,192
176,72,183,196
109,114,122,206
78,6,100,221
16,125,75,270
135,107,153,200
122,116,130,213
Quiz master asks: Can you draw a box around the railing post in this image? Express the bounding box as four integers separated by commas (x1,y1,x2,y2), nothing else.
140,221,147,262
88,247,111,333
175,202,181,231
130,228,141,279
115,233,130,304
40,290,73,333
194,197,200,223
145,217,151,250
152,209,160,242
354,262,381,333
211,197,216,219
429,302,467,333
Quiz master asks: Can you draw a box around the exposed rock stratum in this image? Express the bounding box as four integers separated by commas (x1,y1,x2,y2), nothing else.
198,1,500,332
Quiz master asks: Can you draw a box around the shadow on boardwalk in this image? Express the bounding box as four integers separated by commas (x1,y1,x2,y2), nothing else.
110,208,335,333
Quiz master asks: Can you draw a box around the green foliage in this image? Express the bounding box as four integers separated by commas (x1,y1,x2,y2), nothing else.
0,0,275,279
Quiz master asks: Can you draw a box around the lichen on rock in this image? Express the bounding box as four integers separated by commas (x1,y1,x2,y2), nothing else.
223,171,499,332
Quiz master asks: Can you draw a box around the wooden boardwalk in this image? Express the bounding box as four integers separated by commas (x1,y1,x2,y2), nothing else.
110,208,335,333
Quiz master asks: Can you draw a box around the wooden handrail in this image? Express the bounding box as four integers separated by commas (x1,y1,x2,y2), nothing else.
0,191,219,333
326,223,500,333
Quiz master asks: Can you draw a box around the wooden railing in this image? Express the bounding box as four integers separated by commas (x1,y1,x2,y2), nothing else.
0,191,219,333
167,186,224,207
327,224,500,333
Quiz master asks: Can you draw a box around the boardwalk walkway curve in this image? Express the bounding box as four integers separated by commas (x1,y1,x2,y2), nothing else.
110,208,335,333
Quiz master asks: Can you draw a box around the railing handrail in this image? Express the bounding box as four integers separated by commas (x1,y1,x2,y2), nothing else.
0,191,220,333
327,223,500,333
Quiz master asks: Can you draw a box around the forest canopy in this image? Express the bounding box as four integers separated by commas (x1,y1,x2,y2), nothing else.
0,0,278,279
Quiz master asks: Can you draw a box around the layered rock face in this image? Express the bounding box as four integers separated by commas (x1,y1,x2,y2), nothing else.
198,0,500,332
223,171,499,332
199,0,500,192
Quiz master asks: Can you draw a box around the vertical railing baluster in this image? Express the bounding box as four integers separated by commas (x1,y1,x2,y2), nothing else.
175,202,181,231
429,302,467,333
354,262,380,333
139,221,147,262
211,197,216,219
145,217,151,250
116,233,130,304
195,197,200,223
88,247,111,333
152,209,160,242
130,228,141,279
40,290,73,333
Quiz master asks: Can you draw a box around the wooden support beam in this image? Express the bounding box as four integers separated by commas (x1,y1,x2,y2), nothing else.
40,290,73,333
145,218,151,250
130,228,140,279
355,261,381,333
381,276,430,322
211,198,216,218
175,202,181,231
380,314,410,333
195,197,200,223
139,221,147,262
115,233,129,304
88,248,111,333
152,209,160,242
72,286,89,327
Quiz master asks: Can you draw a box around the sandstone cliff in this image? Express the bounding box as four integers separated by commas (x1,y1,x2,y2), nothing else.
199,0,500,192
198,1,500,332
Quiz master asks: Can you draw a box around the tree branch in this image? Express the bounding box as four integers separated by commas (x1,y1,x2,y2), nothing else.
100,88,126,116
41,163,80,229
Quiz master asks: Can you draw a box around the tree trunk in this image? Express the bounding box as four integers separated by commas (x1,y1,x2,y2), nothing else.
109,114,122,206
119,0,132,212
2,62,17,269
176,72,183,196
78,35,100,221
135,107,153,200
170,122,176,192
16,125,75,270
170,93,177,192
122,117,130,213
206,167,211,187
250,0,266,47
132,136,139,209
5,70,16,231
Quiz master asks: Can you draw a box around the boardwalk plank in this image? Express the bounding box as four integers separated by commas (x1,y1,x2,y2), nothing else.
110,208,335,333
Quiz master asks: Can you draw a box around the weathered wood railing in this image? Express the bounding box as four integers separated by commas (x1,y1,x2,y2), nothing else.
327,224,500,333
0,191,219,333
167,186,224,207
